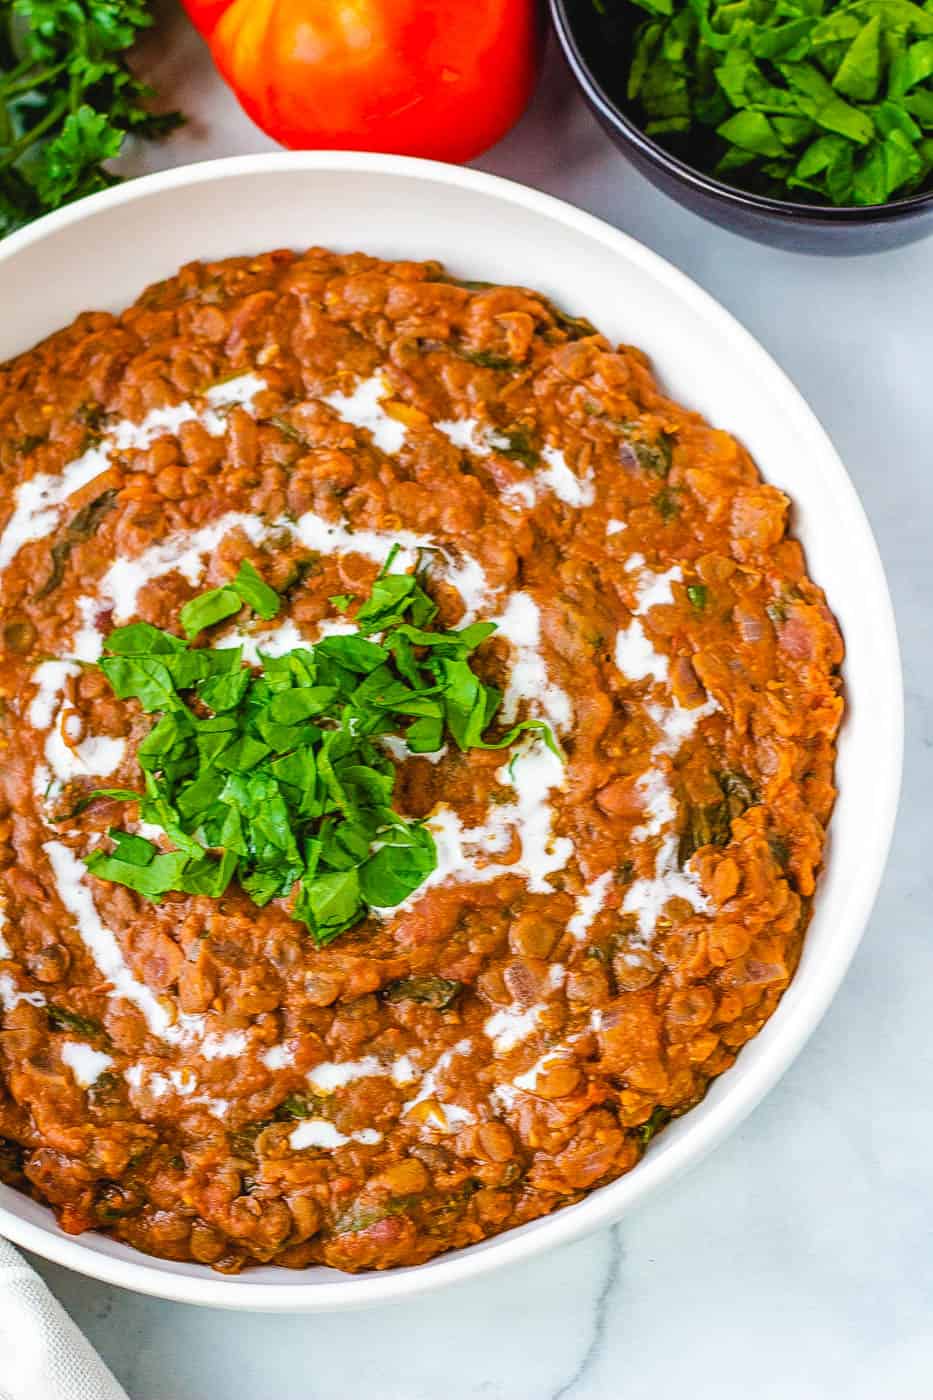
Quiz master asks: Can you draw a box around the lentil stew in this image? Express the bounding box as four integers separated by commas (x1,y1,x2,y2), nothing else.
0,248,843,1273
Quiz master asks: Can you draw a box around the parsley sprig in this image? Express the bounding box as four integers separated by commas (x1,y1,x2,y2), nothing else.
0,0,182,237
83,554,552,945
612,0,933,206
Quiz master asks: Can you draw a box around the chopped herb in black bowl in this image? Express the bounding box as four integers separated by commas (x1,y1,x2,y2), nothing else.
607,0,933,206
551,0,933,251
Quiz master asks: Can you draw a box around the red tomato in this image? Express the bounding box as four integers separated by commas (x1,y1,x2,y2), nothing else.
180,0,542,163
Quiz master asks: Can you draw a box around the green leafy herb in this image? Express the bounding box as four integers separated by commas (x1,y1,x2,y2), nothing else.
86,1069,121,1107
678,769,759,863
438,276,496,291
264,414,306,444
687,583,708,611
545,300,599,340
93,1182,143,1221
611,0,933,205
232,561,280,621
455,347,520,371
654,486,681,521
768,833,791,868
334,1195,422,1235
36,488,118,599
275,1092,321,1121
47,1004,106,1040
491,426,540,468
329,593,356,613
637,1105,672,1144
0,0,183,238
383,975,463,1009
178,586,242,640
618,424,674,477
83,555,557,946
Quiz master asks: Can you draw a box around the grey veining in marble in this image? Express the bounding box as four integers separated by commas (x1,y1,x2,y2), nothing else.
25,4,933,1395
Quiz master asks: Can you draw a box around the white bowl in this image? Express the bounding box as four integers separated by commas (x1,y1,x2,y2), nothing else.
0,153,902,1310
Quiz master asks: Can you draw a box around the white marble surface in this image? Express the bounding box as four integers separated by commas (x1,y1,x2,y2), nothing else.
24,5,933,1395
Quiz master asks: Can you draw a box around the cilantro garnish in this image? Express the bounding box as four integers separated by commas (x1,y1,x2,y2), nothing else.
83,556,554,945
0,0,182,238
178,560,280,639
610,0,933,206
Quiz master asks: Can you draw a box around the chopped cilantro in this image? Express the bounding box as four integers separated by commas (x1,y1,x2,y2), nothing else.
607,0,933,206
178,587,242,640
329,594,356,613
232,561,280,620
83,555,556,946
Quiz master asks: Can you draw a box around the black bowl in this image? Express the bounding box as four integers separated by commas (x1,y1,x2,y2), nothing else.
550,0,933,254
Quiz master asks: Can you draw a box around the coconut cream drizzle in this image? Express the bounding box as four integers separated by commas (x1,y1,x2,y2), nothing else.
434,417,596,510
567,872,614,940
511,1048,569,1093
60,1040,113,1088
200,1031,249,1060
483,965,567,1057
307,1057,385,1093
27,603,123,791
613,562,719,941
0,973,45,1011
44,728,125,786
261,1043,294,1071
0,375,265,574
28,662,78,730
321,375,406,455
94,506,492,625
492,592,574,733
102,511,269,618
149,1068,196,1098
484,1003,544,1055
614,619,671,684
0,448,113,573
401,1038,476,1132
289,1120,383,1151
538,445,595,507
124,1063,230,1118
256,1042,479,1139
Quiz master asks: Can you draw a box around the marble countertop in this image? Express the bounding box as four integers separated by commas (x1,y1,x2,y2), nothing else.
26,7,933,1396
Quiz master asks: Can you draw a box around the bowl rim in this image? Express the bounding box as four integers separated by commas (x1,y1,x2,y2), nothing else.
550,0,933,225
0,149,903,1311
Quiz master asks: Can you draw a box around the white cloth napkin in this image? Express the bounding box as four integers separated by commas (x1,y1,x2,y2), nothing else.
0,1240,128,1400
